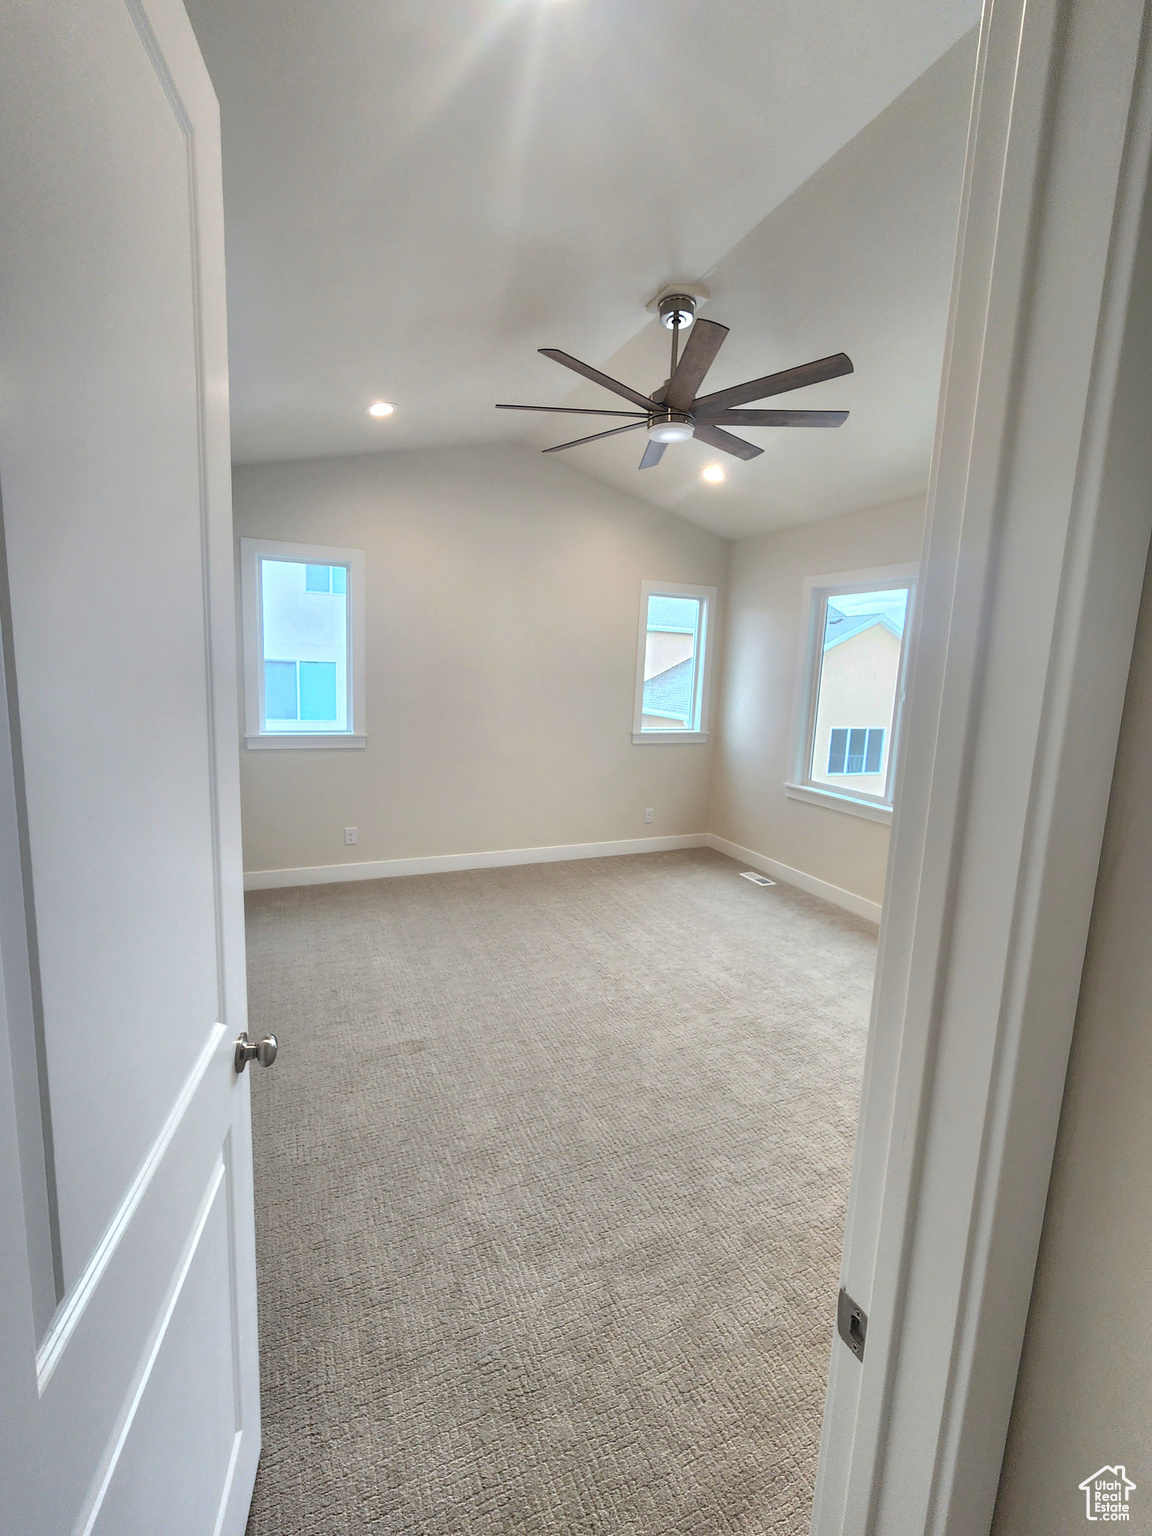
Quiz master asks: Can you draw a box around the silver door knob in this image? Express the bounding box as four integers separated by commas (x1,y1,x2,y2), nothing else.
234,1032,278,1073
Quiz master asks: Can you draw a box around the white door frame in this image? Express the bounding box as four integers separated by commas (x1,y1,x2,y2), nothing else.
812,1,1152,1533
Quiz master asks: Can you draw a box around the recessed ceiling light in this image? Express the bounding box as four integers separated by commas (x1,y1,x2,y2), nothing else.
701,464,725,483
367,400,394,417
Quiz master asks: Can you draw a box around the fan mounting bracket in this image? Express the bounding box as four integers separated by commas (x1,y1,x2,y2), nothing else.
646,282,708,326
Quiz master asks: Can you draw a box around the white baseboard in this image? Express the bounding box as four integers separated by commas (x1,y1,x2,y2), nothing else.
243,830,883,922
243,832,709,891
705,834,882,924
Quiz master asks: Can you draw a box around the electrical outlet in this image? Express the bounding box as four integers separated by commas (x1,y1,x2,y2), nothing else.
644,808,654,824
344,827,358,845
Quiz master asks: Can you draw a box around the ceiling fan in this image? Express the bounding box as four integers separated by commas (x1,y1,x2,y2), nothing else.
496,293,853,470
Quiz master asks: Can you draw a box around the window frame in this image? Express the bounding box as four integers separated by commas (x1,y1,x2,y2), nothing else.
631,579,717,745
786,562,918,820
239,536,367,750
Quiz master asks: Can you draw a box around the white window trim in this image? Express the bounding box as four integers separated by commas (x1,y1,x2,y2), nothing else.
784,781,893,823
239,537,367,750
788,562,919,812
631,579,717,745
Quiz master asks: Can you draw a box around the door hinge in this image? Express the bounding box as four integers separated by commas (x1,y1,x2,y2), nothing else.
837,1287,867,1361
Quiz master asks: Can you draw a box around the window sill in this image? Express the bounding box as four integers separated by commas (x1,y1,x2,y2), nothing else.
632,730,710,745
785,782,893,823
245,734,367,751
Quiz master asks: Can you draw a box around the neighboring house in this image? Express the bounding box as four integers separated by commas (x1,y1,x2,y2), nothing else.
810,605,903,797
641,595,699,729
642,656,694,728
261,559,348,728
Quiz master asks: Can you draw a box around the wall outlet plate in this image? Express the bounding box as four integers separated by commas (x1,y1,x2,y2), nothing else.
344,827,357,845
644,808,654,824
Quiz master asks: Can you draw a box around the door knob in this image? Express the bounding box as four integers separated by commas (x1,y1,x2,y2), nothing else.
234,1032,278,1072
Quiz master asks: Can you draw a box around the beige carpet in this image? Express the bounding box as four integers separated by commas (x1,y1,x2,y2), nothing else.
242,848,876,1536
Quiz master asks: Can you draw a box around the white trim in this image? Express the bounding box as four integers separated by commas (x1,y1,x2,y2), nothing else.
789,562,918,810
796,562,920,591
75,1156,228,1536
813,5,1152,1535
244,829,884,921
243,733,366,751
631,730,709,746
632,578,718,741
243,833,709,890
35,1021,226,1394
209,1430,245,1536
706,834,882,924
238,536,366,747
784,782,894,824
243,830,883,925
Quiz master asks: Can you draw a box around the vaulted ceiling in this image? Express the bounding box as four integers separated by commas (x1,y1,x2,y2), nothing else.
185,0,981,537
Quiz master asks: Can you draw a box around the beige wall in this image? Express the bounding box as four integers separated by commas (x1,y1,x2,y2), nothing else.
709,496,924,907
234,442,726,875
234,450,926,908
991,554,1152,1536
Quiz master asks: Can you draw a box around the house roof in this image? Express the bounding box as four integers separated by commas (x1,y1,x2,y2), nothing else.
824,604,903,650
642,658,694,722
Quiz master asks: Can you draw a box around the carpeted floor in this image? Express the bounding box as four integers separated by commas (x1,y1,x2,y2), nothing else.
242,848,876,1536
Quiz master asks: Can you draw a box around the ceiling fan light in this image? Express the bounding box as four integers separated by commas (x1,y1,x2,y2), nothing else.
648,417,694,444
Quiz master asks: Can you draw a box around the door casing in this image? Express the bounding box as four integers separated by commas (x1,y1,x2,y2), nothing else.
812,1,1152,1532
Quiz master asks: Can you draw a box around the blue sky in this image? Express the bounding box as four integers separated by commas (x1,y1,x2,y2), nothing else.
829,586,909,635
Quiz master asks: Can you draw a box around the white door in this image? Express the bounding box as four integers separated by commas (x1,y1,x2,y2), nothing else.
0,2,263,1533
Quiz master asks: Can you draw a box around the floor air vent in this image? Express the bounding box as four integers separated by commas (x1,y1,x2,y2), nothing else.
739,870,776,887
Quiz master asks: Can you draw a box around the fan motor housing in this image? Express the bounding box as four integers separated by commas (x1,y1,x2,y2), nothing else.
658,293,697,330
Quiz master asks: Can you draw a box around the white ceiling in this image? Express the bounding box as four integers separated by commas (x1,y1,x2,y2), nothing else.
185,0,981,537
529,33,978,538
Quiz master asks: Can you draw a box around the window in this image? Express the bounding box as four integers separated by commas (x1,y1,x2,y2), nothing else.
239,539,366,749
304,563,346,595
788,565,917,817
632,580,716,744
827,727,885,775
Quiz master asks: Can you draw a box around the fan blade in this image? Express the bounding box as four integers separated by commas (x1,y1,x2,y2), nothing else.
539,349,656,410
496,403,647,417
664,319,729,411
542,420,648,453
639,439,667,470
707,409,848,427
692,421,763,461
693,352,854,414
